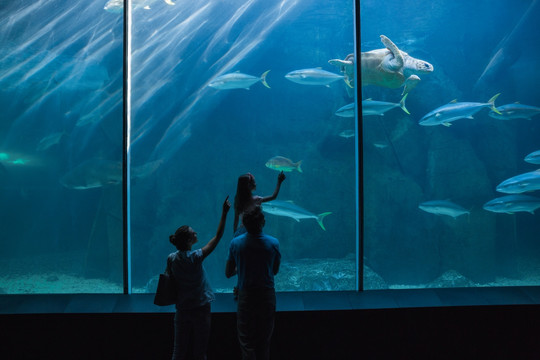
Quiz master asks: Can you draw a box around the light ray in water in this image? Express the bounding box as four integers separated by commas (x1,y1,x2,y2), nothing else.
146,0,301,162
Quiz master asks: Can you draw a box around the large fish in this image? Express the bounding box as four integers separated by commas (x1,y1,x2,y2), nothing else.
60,158,162,189
483,194,540,214
362,93,409,116
60,159,121,190
262,200,332,230
496,169,540,194
418,200,470,218
335,103,355,117
285,68,347,86
525,150,540,164
208,71,270,90
419,94,501,127
265,156,302,173
488,103,540,120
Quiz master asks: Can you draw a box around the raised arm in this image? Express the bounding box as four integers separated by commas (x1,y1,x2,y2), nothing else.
260,171,285,203
201,196,231,259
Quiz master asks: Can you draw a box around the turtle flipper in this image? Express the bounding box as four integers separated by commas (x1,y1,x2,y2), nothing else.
380,35,404,71
402,75,420,96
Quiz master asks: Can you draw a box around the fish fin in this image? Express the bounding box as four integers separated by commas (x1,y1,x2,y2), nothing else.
296,160,303,173
442,122,452,127
488,93,502,114
260,70,271,89
325,84,331,88
467,116,474,119
344,78,353,88
365,98,372,101
399,93,410,115
316,212,332,231
293,218,301,222
450,99,458,103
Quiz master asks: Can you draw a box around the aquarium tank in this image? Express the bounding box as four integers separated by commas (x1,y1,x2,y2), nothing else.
0,0,539,297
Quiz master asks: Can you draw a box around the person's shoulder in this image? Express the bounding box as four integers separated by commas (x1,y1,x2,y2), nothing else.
263,233,279,243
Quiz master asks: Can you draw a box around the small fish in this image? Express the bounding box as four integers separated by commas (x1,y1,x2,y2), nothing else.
483,195,540,214
339,129,355,139
285,68,346,86
489,103,540,120
265,156,302,173
36,132,66,152
418,200,470,218
335,103,355,117
262,200,332,230
525,150,540,165
496,169,540,194
208,70,270,90
362,93,409,116
419,93,501,127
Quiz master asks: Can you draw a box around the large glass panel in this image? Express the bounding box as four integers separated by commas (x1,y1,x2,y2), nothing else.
362,0,540,289
130,0,357,293
0,1,124,293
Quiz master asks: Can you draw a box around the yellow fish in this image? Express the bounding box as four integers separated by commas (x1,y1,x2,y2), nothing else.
265,156,302,173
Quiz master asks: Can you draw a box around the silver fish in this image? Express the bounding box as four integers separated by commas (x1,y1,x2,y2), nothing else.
60,159,122,190
60,159,162,190
525,150,540,165
419,94,500,126
339,129,355,138
362,93,409,116
418,200,470,218
285,68,345,86
496,169,540,194
335,103,355,117
36,132,66,152
208,71,270,90
489,103,540,120
483,195,540,214
262,200,332,230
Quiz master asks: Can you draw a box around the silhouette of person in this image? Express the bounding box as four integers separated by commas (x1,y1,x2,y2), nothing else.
166,196,231,360
225,206,281,360
233,171,285,236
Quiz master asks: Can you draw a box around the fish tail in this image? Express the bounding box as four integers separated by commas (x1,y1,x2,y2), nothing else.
488,93,502,115
316,212,332,230
343,78,353,88
296,160,303,173
399,93,410,115
261,70,271,89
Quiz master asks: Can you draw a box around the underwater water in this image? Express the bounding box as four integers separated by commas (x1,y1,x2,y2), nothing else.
0,0,539,295
361,0,540,288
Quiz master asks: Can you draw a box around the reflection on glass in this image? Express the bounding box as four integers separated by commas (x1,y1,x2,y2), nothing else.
0,1,123,293
361,0,540,289
130,0,357,292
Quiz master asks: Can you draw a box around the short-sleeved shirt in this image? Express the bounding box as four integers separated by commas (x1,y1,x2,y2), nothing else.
167,249,215,310
227,232,281,290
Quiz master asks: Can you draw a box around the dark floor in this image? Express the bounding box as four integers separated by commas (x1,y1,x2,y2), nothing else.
2,289,540,359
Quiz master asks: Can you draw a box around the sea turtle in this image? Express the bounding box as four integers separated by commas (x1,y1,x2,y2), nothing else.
329,35,434,96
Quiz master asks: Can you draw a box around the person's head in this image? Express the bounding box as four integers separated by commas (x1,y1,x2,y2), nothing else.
242,206,265,234
235,173,256,212
237,173,256,192
169,225,198,251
